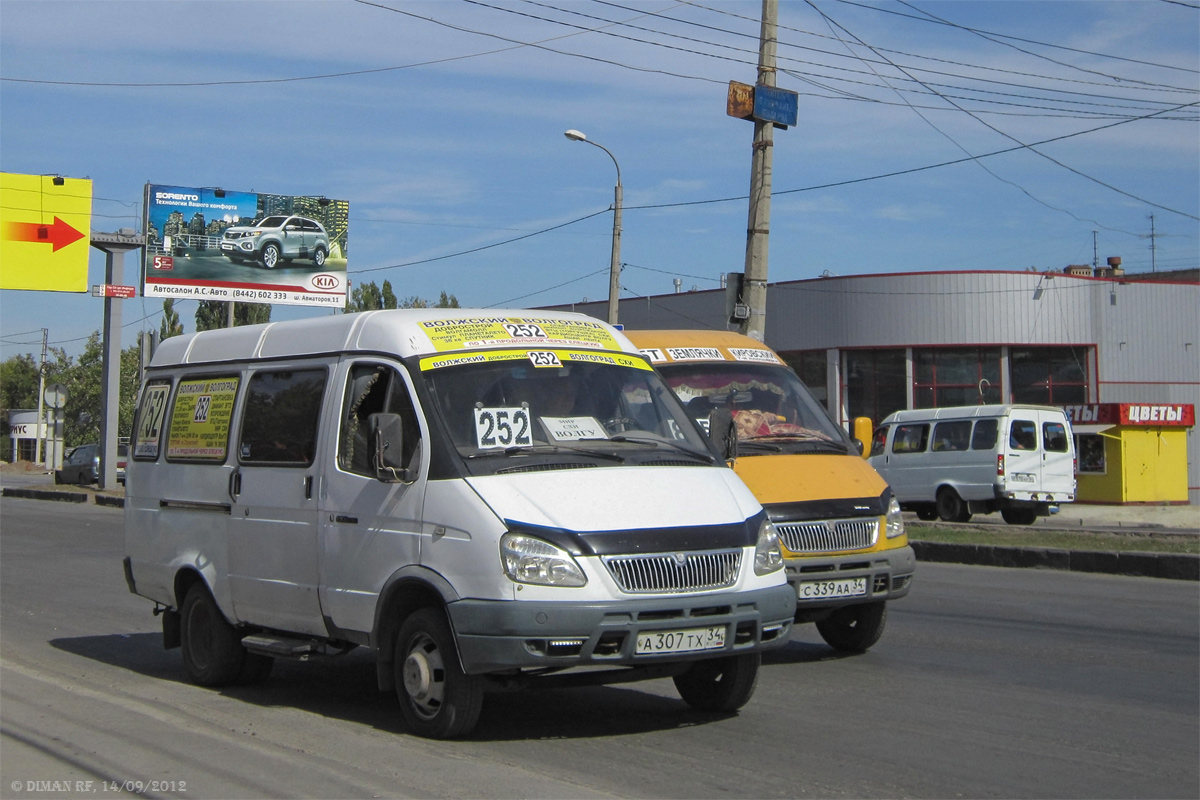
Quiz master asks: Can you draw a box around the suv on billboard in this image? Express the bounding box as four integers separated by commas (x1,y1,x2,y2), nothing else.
220,215,330,269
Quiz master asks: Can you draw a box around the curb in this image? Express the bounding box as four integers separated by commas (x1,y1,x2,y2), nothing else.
2,487,88,504
911,541,1199,581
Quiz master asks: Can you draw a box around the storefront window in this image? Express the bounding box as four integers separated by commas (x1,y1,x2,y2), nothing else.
1076,433,1106,474
846,349,906,425
913,347,1001,408
1010,346,1089,405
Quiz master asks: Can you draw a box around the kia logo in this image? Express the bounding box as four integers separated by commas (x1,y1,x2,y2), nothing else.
311,274,339,290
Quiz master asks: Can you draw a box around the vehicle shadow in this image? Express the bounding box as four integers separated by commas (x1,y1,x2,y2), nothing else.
50,633,737,741
762,638,859,666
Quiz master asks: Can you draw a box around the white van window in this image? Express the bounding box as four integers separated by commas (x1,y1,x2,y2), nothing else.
870,426,888,457
1009,420,1038,451
238,369,326,465
970,419,999,450
1043,422,1069,452
133,380,172,460
891,424,928,454
931,421,971,452
337,363,420,476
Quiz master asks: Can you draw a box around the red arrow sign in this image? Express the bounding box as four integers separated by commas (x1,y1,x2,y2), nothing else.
2,217,85,252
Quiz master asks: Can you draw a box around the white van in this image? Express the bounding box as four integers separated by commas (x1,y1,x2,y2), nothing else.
867,404,1076,525
123,309,795,738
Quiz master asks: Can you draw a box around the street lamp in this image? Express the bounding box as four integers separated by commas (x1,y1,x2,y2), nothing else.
565,129,622,325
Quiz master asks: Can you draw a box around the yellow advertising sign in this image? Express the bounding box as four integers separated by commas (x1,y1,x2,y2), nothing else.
166,377,239,460
0,172,93,292
420,348,653,372
418,317,621,353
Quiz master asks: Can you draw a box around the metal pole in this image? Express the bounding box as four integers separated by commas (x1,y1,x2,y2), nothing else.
739,0,778,342
35,328,46,466
98,249,123,490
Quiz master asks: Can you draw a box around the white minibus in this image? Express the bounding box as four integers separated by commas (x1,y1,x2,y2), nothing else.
123,310,795,738
867,404,1076,525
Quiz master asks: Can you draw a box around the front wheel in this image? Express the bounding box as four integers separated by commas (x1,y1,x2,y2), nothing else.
394,608,484,739
1001,507,1039,525
936,487,971,523
673,653,760,712
312,247,327,267
816,601,888,652
914,505,938,521
260,243,281,269
180,583,246,686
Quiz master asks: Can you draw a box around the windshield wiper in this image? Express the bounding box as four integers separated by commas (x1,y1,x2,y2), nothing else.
467,444,625,462
608,434,715,463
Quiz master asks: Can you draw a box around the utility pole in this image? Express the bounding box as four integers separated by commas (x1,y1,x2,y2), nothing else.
739,0,778,342
1148,214,1157,272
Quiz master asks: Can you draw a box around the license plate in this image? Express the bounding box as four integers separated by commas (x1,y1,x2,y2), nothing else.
635,625,725,655
797,577,867,600
221,243,234,251
1011,473,1036,483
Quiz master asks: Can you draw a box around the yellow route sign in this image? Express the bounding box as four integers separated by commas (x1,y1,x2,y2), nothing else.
0,172,92,292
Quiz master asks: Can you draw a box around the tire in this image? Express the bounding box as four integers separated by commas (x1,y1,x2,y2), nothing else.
936,487,971,523
816,601,888,652
914,505,938,521
673,653,760,713
180,583,247,686
313,247,327,267
78,472,90,487
1001,507,1039,526
260,242,281,269
53,473,62,485
394,607,484,739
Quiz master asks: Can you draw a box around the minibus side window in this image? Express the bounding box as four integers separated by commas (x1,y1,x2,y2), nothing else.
239,369,326,466
1043,422,1068,452
165,375,240,462
971,419,998,450
1009,420,1038,451
870,426,889,457
891,423,928,454
338,363,420,477
931,421,971,452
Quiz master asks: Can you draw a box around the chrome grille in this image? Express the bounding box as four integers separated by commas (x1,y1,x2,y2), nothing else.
776,518,879,554
602,549,741,594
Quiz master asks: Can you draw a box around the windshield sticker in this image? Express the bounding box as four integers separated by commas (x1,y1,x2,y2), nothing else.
541,416,609,442
665,347,725,362
728,348,782,364
419,317,621,352
133,383,171,459
166,377,239,460
420,348,652,372
474,407,534,449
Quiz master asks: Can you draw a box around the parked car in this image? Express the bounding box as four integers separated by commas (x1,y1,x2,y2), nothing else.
220,215,330,269
55,443,127,485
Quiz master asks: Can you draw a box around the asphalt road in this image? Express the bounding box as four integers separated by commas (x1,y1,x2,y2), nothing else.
1,498,1196,799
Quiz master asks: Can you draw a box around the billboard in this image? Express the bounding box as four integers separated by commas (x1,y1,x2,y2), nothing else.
142,184,348,308
0,172,92,292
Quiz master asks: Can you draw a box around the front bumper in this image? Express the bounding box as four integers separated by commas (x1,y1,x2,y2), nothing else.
447,583,796,675
786,545,915,619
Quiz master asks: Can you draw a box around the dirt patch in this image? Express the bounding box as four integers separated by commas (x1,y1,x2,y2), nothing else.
0,460,50,473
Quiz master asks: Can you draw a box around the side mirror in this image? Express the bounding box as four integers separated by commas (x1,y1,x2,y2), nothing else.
853,416,874,459
369,413,417,483
708,407,738,462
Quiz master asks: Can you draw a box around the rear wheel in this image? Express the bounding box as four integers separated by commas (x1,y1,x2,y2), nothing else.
394,608,484,739
936,487,971,523
1001,507,1039,525
180,583,246,686
313,247,327,267
673,653,760,712
816,601,888,652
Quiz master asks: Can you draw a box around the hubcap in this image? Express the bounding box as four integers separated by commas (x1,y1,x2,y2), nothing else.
402,634,444,719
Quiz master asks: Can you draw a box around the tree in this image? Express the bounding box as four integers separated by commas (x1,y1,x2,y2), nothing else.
196,301,271,331
160,298,184,340
345,283,460,313
381,280,397,310
437,291,460,308
1,353,42,456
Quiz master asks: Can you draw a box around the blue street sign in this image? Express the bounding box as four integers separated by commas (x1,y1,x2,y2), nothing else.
753,85,798,128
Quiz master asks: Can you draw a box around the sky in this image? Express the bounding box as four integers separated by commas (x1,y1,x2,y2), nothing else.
1,0,1197,359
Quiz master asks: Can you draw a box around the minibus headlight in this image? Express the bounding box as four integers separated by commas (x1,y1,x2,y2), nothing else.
500,533,587,587
754,519,784,575
885,495,906,539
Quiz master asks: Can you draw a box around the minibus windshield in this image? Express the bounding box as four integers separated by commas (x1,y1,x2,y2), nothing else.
422,357,714,469
656,362,851,453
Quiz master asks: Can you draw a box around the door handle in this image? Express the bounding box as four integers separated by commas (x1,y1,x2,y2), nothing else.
305,475,313,499
332,514,358,524
228,469,242,500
